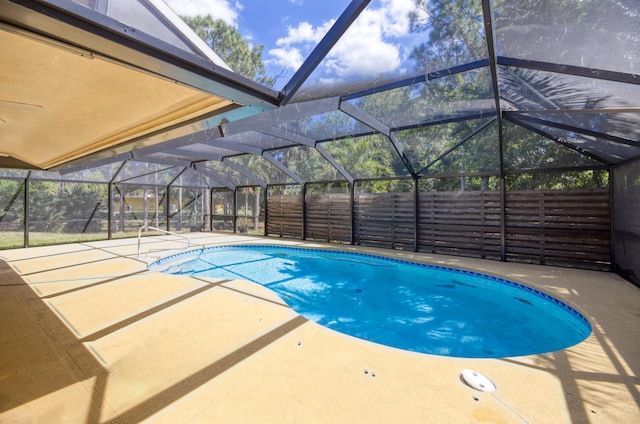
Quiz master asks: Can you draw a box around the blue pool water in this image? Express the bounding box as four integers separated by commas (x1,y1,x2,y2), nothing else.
150,245,591,358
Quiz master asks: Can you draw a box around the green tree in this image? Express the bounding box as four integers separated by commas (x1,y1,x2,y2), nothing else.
409,0,485,71
29,181,64,232
61,183,107,233
323,135,399,192
0,179,24,225
182,15,274,87
277,145,345,185
406,0,623,193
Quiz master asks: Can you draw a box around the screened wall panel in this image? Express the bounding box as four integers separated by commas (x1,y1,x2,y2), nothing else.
212,188,234,232
28,181,109,246
0,178,25,249
236,187,265,235
168,187,209,232
613,160,640,286
112,184,167,235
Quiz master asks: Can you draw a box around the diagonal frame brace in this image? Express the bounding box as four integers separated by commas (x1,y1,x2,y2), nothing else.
339,100,417,175
261,153,305,185
222,158,267,188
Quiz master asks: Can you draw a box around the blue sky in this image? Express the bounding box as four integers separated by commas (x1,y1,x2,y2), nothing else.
164,0,428,90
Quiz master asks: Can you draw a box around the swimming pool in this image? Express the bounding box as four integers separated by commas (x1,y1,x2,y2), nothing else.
150,245,591,358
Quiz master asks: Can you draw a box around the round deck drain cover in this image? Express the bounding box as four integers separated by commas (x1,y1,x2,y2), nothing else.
460,369,496,392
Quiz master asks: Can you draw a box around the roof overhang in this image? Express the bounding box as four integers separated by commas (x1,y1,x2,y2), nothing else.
0,0,280,170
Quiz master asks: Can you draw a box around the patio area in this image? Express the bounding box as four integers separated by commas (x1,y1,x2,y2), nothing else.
1,233,638,423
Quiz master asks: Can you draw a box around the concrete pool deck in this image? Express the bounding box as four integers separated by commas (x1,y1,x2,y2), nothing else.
1,233,638,423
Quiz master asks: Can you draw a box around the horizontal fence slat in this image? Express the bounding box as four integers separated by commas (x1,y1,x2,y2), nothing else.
264,188,611,271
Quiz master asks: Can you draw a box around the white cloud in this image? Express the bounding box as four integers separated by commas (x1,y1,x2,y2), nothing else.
267,47,305,70
164,0,241,27
267,0,420,79
276,20,334,48
380,0,419,37
325,7,402,77
267,19,334,70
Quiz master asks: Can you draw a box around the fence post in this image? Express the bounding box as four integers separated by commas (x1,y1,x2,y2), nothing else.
302,183,307,240
350,181,356,245
23,172,30,248
210,187,214,232
166,186,171,232
413,176,419,252
264,186,269,237
107,183,113,240
499,120,507,262
233,187,238,234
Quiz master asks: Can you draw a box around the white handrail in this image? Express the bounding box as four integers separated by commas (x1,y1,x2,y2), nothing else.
137,225,192,258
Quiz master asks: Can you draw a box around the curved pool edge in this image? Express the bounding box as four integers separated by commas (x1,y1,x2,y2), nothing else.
149,244,592,329
328,245,596,337
148,243,593,357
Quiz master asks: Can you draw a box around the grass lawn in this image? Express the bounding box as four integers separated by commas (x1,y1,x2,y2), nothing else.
0,224,261,251
0,230,180,250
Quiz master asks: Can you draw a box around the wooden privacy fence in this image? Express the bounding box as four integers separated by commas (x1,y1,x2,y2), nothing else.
355,192,415,250
306,193,351,243
266,193,303,238
505,190,611,269
417,191,502,259
266,188,611,271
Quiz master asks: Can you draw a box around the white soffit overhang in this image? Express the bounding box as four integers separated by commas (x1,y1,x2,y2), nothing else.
1,26,236,169
0,0,279,170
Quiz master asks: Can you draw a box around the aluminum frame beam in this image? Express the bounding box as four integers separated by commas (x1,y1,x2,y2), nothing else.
280,0,371,105
481,0,502,117
503,115,615,166
206,139,263,155
151,148,221,163
341,59,490,101
315,144,354,184
510,114,639,148
498,56,640,86
222,97,341,137
257,127,316,147
193,165,235,190
129,154,192,168
508,108,640,115
57,153,132,174
417,118,497,174
113,165,179,185
339,100,416,175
